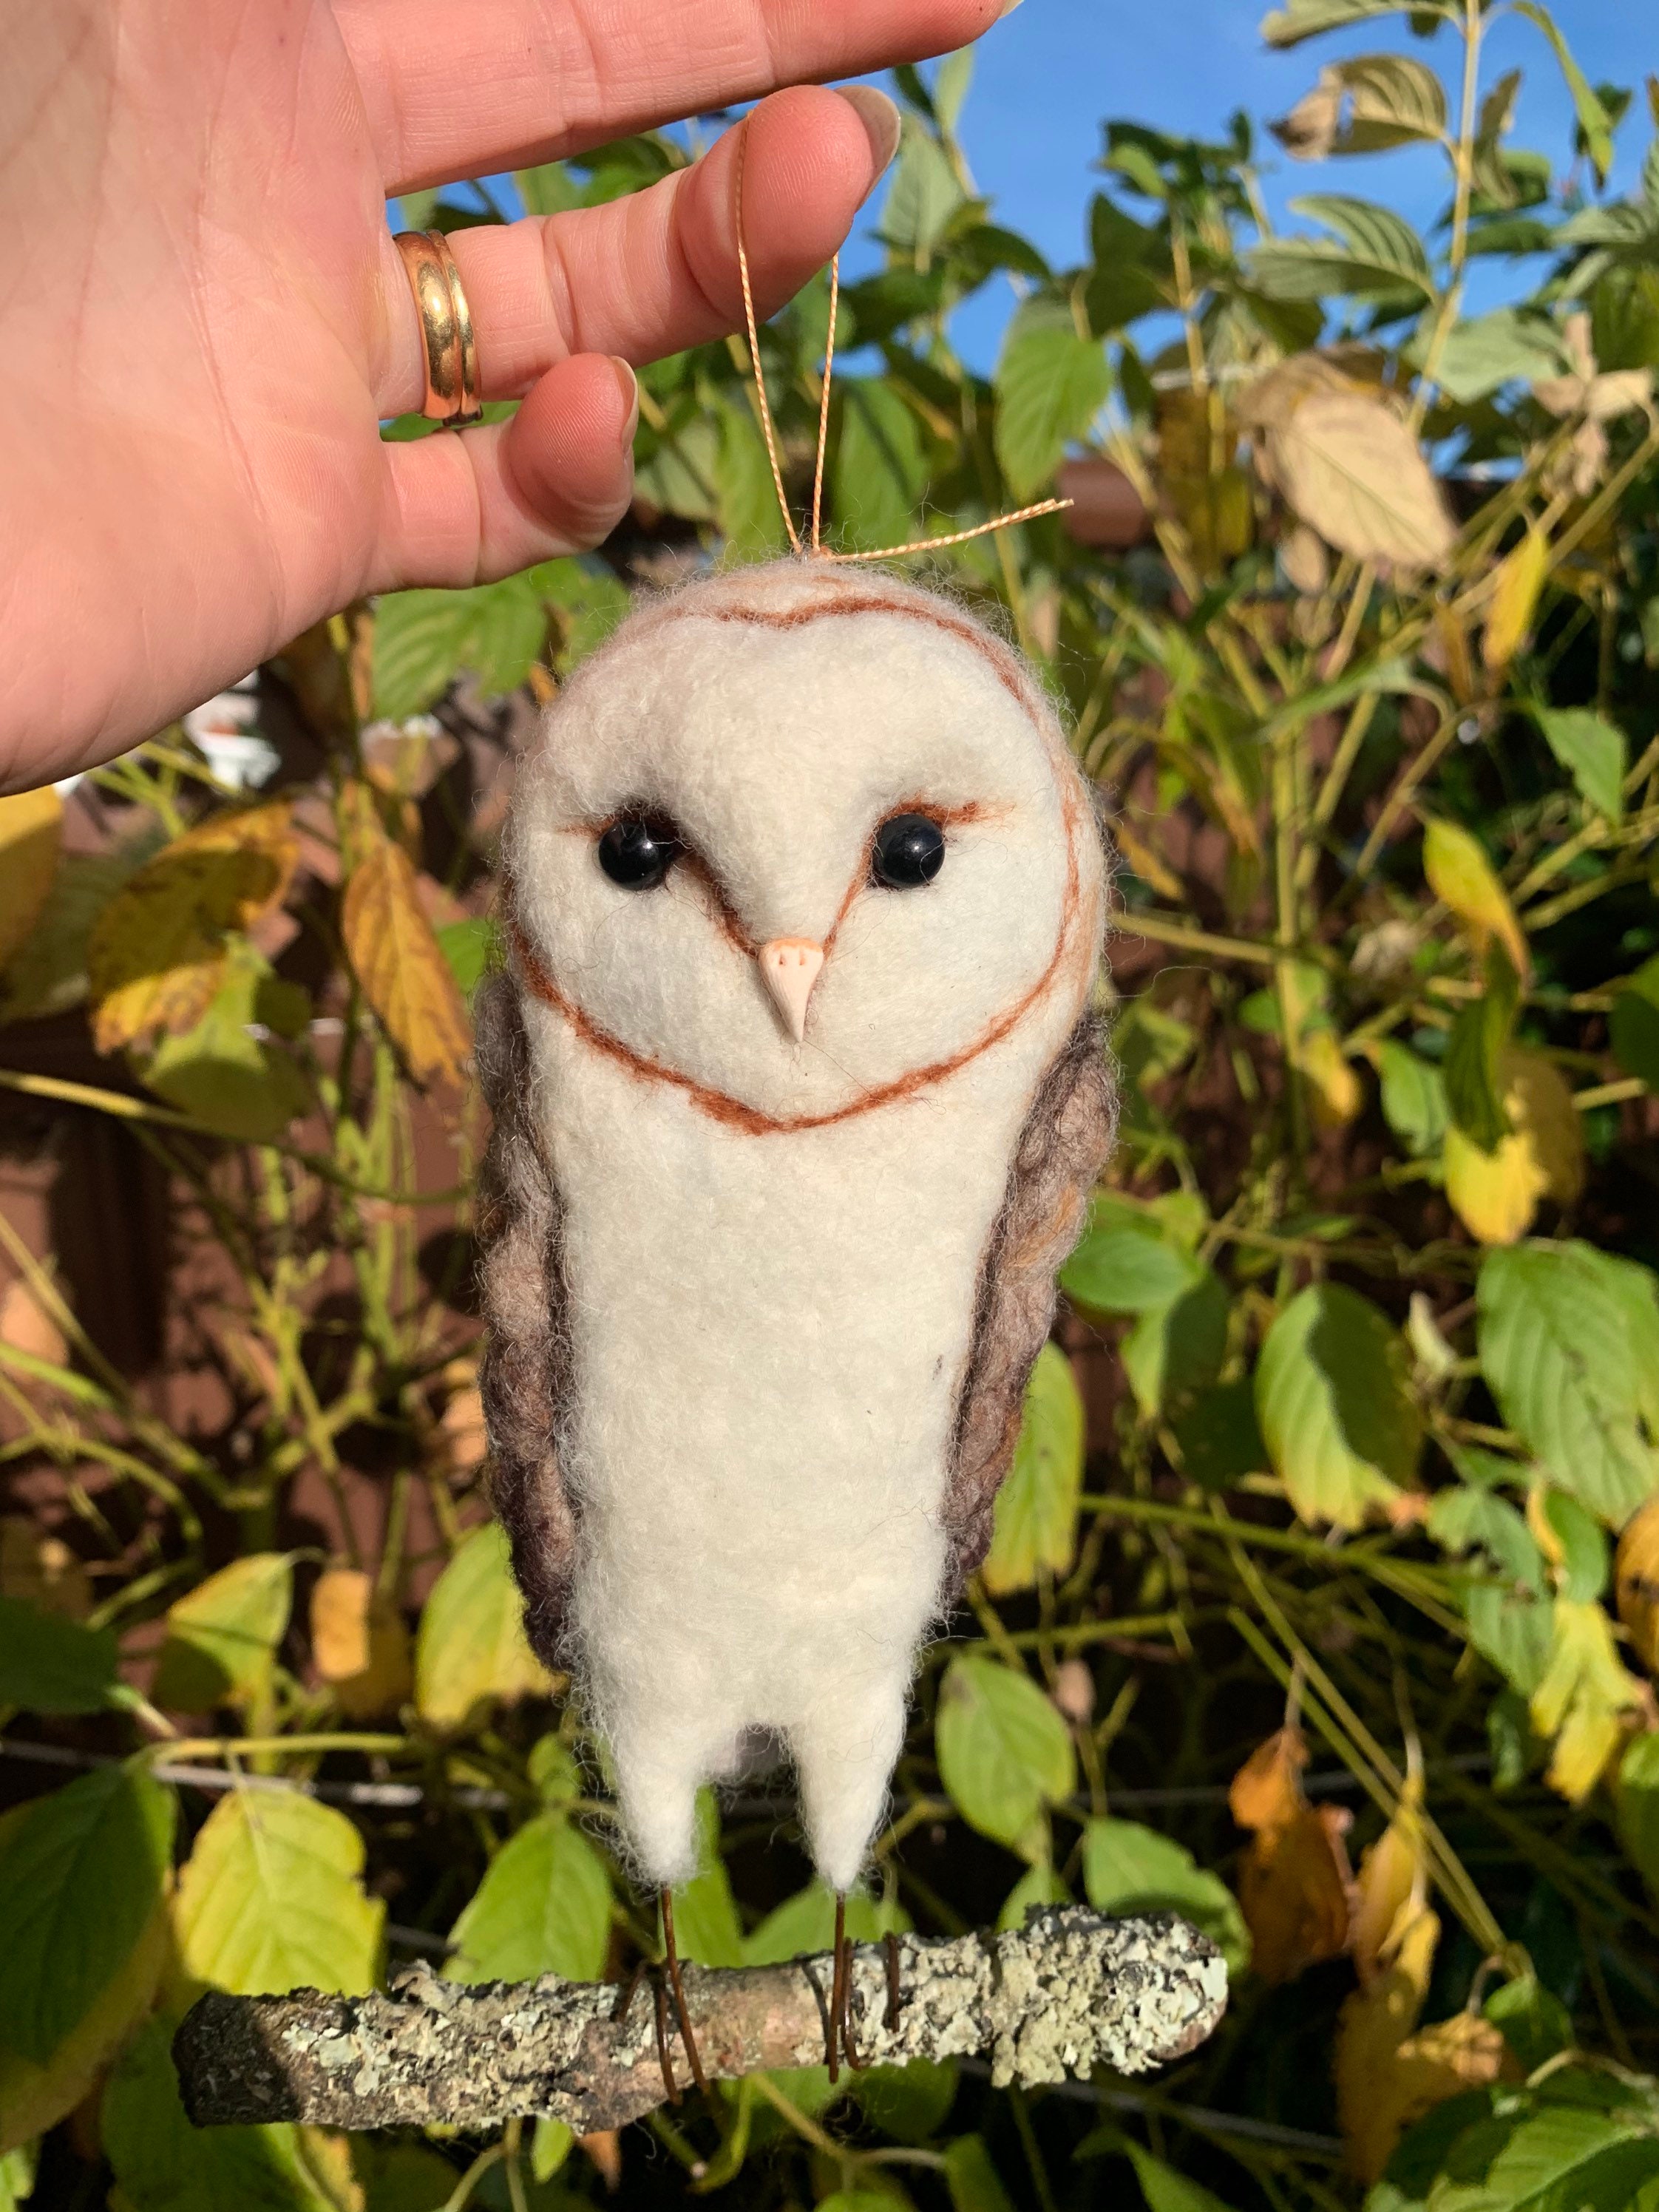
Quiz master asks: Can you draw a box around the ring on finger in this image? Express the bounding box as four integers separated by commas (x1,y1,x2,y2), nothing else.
393,229,482,429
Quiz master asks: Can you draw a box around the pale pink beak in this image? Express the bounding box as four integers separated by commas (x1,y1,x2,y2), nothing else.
758,938,824,1042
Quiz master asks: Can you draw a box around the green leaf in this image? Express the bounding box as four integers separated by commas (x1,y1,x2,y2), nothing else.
435,916,498,1002
1257,1283,1421,1530
879,118,967,259
539,555,631,674
1485,1975,1572,2074
174,1788,384,1997
1060,1198,1204,1314
530,2117,573,2184
1425,311,1570,404
710,392,791,562
936,1655,1075,1852
744,1882,904,1967
1422,2099,1659,2210
414,1521,549,1731
1250,195,1435,306
1443,951,1521,1152
834,380,929,554
855,2054,958,2143
0,1762,174,2066
1534,708,1627,823
997,1859,1070,1931
153,1553,294,1712
1082,1818,1251,1980
1123,2140,1240,2212
1374,1040,1448,1156
1173,1380,1270,1492
0,1595,119,1714
1612,957,1659,1091
373,572,554,720
934,47,975,135
670,1793,744,1968
449,1812,612,1984
141,959,311,1144
944,2135,1018,2212
993,299,1111,501
983,1345,1085,1594
1512,3,1615,183
1478,1243,1659,1527
104,2016,339,2212
1617,1732,1659,1900
1121,1271,1229,1420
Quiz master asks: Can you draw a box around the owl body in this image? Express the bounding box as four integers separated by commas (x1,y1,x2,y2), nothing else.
482,560,1112,1895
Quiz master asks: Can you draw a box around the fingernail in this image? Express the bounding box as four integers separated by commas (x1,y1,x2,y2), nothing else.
835,85,902,181
1000,0,1025,14
608,357,639,450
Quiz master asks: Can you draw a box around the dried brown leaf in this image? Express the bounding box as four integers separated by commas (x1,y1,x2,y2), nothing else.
1269,393,1456,571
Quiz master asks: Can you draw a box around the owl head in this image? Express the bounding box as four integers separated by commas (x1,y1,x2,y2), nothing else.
503,560,1105,1128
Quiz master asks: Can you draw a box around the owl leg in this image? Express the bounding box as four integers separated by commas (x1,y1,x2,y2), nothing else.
792,1680,907,2080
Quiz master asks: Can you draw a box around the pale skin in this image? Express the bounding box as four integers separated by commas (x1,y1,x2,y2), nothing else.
0,0,1005,795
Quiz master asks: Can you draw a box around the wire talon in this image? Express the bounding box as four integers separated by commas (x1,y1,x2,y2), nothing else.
660,1888,710,2098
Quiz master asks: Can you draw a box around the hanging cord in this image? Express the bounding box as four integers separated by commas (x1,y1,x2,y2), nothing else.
733,121,1071,564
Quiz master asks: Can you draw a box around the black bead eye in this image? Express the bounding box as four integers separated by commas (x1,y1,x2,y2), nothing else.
597,815,683,890
871,812,946,890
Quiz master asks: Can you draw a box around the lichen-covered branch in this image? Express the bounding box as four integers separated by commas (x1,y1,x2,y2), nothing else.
174,1908,1226,2135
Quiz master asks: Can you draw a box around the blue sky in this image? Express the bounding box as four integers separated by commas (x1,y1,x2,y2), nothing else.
845,0,1652,367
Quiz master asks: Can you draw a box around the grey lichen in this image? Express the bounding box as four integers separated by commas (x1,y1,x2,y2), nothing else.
173,1907,1227,2134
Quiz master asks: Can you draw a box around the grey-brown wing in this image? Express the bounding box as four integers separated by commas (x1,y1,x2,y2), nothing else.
474,971,579,1672
942,1011,1116,1604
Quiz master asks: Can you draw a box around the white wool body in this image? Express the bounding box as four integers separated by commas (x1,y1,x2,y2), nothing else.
503,561,1106,1893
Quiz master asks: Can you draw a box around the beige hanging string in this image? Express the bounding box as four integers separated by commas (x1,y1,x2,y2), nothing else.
734,123,1071,564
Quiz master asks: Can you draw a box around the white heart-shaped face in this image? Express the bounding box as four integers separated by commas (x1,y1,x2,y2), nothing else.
506,566,1101,1124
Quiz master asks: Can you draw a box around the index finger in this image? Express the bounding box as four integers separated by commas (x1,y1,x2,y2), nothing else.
333,0,1003,197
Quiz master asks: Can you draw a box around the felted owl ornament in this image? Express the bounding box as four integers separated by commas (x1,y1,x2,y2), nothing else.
473,139,1114,2091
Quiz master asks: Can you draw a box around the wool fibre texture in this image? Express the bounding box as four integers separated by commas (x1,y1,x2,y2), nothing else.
486,559,1111,1892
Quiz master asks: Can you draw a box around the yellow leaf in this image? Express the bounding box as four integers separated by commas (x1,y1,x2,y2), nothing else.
0,1275,68,1368
153,1553,294,1713
0,1896,166,2157
1618,1498,1659,1675
1445,1048,1586,1246
1298,1026,1364,1130
0,787,63,969
1267,393,1455,571
310,1567,413,1721
173,1789,384,1998
1483,527,1549,675
1229,1728,1354,1984
341,824,471,1087
1349,1768,1426,1988
86,803,298,1053
1113,818,1184,903
1422,817,1530,980
1531,1598,1643,1803
1335,1901,1442,2182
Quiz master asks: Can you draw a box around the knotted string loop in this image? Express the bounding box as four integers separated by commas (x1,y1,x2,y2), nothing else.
733,121,1071,564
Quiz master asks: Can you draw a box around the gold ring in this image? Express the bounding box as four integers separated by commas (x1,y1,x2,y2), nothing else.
393,229,482,428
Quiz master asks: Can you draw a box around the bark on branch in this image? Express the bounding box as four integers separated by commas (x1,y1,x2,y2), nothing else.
174,1908,1226,2135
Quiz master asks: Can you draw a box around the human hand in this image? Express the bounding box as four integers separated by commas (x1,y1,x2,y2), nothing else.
1,0,1002,793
